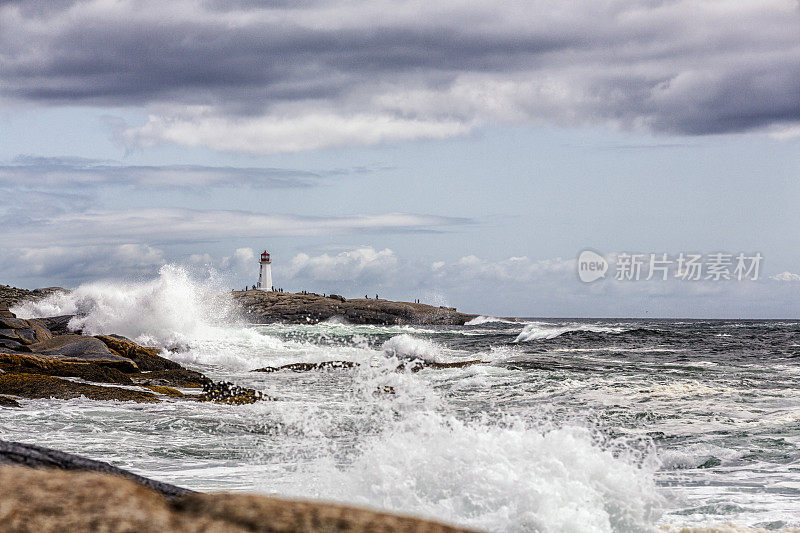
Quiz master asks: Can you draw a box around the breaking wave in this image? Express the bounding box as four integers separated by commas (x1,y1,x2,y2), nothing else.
381,334,448,362
303,411,662,532
515,323,627,342
465,315,519,326
12,264,242,350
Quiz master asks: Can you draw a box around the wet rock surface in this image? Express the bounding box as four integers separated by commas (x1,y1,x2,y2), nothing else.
197,380,275,404
0,373,160,403
0,302,268,406
27,334,139,371
0,352,134,384
129,368,211,388
233,290,477,325
0,395,20,408
95,334,182,371
252,360,359,373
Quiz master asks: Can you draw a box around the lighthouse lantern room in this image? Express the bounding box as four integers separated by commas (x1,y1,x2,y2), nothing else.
257,250,272,291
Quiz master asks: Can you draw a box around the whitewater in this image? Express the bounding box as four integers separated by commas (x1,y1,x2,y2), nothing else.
5,266,800,532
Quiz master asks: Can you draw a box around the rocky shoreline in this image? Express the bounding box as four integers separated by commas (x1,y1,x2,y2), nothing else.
0,283,490,532
233,289,477,325
0,284,485,532
0,303,267,407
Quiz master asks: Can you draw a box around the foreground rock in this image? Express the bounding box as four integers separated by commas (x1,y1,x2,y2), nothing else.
0,440,192,499
0,465,475,533
234,290,477,325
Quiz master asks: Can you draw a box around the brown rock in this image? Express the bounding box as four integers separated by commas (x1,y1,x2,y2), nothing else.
0,316,53,350
0,352,133,384
27,335,139,372
178,492,477,533
0,373,158,403
145,385,185,397
36,315,75,335
233,290,477,326
0,466,478,533
129,368,211,388
402,360,485,373
96,335,182,371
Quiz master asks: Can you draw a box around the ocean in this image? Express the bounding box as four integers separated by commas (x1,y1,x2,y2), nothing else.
4,266,800,532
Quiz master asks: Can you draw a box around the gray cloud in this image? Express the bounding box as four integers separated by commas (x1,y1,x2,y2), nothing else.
0,155,322,189
1,0,797,152
0,207,472,248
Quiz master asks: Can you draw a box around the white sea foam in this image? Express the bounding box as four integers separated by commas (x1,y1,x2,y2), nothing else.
465,315,518,326
515,323,626,342
10,265,301,370
12,264,239,345
302,412,662,533
380,333,449,362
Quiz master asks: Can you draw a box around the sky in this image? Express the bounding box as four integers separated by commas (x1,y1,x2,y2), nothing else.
1,0,799,318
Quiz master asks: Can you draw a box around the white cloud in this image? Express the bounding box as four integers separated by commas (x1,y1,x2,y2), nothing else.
282,247,399,283
1,244,166,283
125,108,471,154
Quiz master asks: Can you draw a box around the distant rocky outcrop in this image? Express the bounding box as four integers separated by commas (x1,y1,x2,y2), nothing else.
0,285,64,310
233,290,477,325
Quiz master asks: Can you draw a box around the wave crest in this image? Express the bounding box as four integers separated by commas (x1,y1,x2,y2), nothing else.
514,323,626,342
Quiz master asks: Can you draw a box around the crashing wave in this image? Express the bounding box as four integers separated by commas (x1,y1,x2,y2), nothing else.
514,323,626,342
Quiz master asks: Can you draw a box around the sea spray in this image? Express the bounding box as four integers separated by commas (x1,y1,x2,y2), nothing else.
12,264,238,342
10,265,295,370
274,346,663,533
381,333,450,362
295,411,661,533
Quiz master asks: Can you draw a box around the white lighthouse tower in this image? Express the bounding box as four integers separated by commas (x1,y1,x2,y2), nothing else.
257,250,272,291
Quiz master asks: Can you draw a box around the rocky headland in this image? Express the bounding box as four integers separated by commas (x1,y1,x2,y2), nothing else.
233,289,477,325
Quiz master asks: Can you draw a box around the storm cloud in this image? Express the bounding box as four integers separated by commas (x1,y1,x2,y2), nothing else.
1,0,798,152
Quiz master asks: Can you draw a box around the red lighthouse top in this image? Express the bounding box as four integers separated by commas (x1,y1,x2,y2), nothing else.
260,250,270,263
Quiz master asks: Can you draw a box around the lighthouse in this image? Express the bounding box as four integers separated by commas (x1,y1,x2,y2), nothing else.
257,250,272,291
